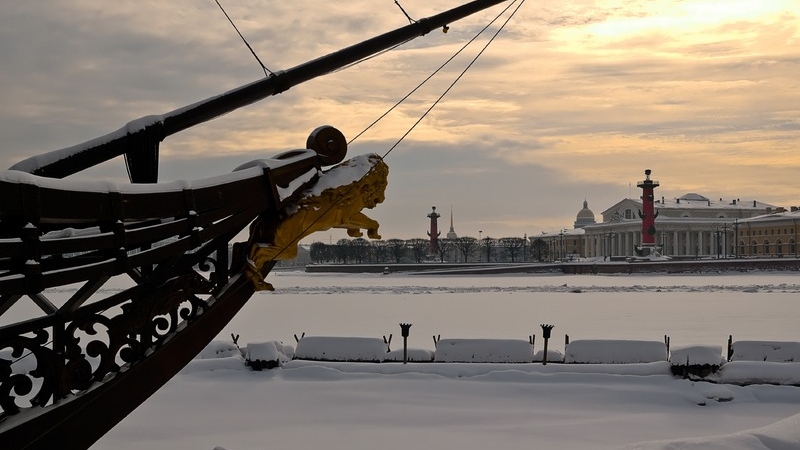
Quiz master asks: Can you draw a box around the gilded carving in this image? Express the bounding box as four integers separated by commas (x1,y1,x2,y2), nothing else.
244,154,388,290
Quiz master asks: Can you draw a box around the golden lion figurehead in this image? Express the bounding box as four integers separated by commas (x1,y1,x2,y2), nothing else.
243,153,388,290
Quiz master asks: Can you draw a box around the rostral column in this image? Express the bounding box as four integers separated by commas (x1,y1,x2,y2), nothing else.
427,206,441,254
637,169,659,254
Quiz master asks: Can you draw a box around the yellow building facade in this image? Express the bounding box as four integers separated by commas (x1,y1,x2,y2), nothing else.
538,195,800,260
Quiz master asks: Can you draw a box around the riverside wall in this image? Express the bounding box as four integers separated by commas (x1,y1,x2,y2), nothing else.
304,258,800,275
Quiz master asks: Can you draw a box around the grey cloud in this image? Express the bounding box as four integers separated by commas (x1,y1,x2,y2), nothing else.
2,1,799,239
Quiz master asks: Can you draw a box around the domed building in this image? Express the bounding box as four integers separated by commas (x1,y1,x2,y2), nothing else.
535,170,790,260
535,200,596,261
574,199,596,228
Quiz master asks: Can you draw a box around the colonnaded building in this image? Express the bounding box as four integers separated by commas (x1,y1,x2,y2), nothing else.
539,171,800,260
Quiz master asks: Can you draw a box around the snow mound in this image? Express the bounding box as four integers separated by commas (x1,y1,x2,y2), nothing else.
533,348,565,363
670,345,724,365
244,341,293,369
180,355,246,374
712,361,800,386
434,338,534,363
731,341,800,362
616,412,800,450
384,348,435,362
565,340,668,364
294,336,387,362
194,341,241,359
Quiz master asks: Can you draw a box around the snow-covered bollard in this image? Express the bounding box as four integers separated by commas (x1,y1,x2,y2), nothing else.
244,341,290,370
670,345,724,378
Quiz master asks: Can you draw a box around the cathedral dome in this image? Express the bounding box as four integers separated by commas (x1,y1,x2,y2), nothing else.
574,199,596,228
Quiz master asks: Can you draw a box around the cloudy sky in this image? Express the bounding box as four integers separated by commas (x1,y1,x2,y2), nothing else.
1,1,798,242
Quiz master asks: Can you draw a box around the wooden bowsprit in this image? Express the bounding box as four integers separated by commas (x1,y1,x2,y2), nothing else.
0,127,346,450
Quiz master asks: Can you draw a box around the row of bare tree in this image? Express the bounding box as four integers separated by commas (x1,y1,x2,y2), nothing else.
309,236,550,264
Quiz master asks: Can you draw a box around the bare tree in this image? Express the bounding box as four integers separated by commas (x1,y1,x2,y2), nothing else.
309,242,331,263
351,238,369,263
453,237,479,262
371,240,387,263
386,238,407,263
500,237,526,263
334,238,352,263
531,238,549,262
436,238,455,263
481,237,496,262
407,238,429,263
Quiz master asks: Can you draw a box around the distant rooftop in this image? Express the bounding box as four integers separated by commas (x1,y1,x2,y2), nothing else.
654,194,776,210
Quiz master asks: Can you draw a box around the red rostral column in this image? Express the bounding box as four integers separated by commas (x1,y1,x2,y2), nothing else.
427,206,441,254
637,169,660,253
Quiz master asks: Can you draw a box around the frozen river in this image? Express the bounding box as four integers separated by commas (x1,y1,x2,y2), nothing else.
219,270,800,351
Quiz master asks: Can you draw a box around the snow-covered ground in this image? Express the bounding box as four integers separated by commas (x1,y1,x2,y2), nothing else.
78,271,800,449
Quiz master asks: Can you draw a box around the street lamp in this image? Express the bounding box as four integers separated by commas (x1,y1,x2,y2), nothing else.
540,324,555,365
399,323,412,364
714,228,722,259
721,223,729,258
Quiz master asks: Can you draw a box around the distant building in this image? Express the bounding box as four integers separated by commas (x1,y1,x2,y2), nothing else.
535,170,792,260
446,206,458,239
735,207,800,257
535,200,592,260
274,244,311,267
583,192,776,258
574,199,596,228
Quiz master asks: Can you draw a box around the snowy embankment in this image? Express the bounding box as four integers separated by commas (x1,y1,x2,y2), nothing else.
197,337,800,386
187,343,800,450
88,273,800,450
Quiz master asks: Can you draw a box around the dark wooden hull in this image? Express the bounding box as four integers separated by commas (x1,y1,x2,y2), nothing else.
0,149,323,448
2,273,261,450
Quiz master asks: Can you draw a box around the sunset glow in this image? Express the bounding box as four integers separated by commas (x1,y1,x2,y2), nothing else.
1,0,798,239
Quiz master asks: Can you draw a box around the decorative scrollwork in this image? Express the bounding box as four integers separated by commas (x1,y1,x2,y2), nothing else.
0,329,52,417
0,270,216,418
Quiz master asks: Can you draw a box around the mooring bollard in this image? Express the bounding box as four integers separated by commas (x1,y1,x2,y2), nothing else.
400,323,412,364
540,324,555,365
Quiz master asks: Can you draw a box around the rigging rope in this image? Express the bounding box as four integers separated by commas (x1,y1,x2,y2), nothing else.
382,0,524,159
263,0,525,262
394,0,417,24
348,0,521,146
214,0,274,77
8,1,523,368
